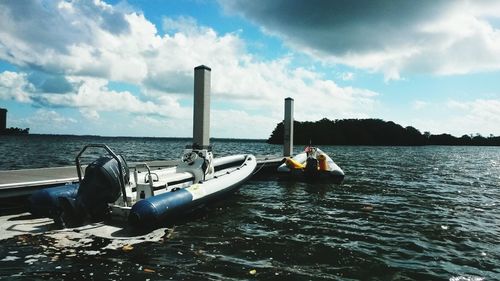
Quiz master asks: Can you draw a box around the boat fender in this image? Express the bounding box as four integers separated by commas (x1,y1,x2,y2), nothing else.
285,157,305,170
128,188,193,228
29,184,79,217
317,154,329,171
57,196,85,227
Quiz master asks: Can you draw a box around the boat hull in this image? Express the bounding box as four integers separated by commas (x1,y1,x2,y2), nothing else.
279,169,344,184
277,148,344,183
129,154,257,228
28,154,257,228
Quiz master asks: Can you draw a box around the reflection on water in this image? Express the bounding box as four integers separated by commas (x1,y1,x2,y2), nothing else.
0,136,499,280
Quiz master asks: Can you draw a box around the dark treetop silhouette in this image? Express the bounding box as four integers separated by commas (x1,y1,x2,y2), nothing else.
267,118,500,146
0,127,29,135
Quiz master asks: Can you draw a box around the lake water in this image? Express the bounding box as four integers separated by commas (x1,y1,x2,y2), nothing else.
0,135,499,280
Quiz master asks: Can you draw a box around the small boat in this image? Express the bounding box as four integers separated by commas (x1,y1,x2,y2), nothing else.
277,146,344,183
29,144,256,229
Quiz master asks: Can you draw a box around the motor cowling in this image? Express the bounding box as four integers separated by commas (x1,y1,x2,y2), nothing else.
59,155,129,226
304,157,319,177
80,155,129,214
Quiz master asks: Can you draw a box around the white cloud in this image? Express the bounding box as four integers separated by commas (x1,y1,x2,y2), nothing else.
22,109,78,133
222,0,500,80
0,71,33,102
212,109,277,139
79,108,100,121
129,115,191,138
0,71,190,122
340,72,354,81
413,100,428,110
34,77,189,119
446,99,500,126
410,98,500,136
0,0,380,138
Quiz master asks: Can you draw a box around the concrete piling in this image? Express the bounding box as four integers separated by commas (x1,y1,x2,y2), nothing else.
0,108,6,130
192,65,211,149
284,97,294,157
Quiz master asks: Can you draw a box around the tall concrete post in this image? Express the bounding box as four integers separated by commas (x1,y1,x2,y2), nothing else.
0,108,7,130
284,97,294,157
192,65,211,149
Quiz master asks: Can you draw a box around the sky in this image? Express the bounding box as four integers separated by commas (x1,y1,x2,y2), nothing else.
1,0,500,139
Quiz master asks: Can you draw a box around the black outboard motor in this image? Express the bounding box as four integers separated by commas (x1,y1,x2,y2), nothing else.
58,155,129,227
304,157,319,178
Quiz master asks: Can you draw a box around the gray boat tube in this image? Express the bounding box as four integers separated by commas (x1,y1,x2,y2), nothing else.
28,184,79,217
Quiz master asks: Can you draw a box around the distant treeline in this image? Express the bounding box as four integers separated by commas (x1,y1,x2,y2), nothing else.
267,118,500,146
0,127,29,135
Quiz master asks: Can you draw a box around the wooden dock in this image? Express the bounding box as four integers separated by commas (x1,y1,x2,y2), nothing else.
0,157,283,199
0,160,172,199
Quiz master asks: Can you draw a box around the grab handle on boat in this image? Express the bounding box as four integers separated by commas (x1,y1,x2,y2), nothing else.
134,163,156,189
75,144,129,207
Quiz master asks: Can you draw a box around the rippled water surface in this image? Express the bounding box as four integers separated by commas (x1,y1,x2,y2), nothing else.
0,135,499,280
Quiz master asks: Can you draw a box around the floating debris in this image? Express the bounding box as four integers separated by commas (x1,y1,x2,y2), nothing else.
361,205,374,212
83,250,102,256
163,226,176,241
449,276,485,281
249,269,257,275
194,249,205,256
1,256,20,261
0,213,169,251
122,244,134,252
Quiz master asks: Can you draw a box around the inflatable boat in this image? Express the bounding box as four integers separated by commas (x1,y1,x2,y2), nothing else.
277,146,344,183
29,144,256,228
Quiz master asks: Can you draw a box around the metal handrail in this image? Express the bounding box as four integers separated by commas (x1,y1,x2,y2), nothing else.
75,144,129,207
134,163,154,190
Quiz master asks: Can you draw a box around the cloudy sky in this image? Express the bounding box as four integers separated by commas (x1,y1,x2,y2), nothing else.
1,0,500,138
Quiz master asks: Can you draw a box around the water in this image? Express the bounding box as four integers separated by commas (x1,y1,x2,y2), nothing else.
0,135,499,280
